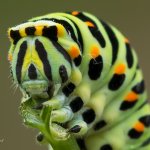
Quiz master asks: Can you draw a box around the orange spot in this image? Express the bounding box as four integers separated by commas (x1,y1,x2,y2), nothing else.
72,11,79,16
125,91,138,102
125,38,129,43
115,64,126,74
134,121,145,132
8,54,13,62
35,26,43,36
69,46,80,59
85,21,95,27
91,46,100,58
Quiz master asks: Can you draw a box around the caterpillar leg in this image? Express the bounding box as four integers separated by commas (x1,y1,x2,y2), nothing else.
47,105,95,139
42,93,66,109
67,115,88,136
51,106,74,123
50,112,90,138
50,106,89,138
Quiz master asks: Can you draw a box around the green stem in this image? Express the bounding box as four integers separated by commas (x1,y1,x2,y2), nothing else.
20,98,80,150
46,135,79,150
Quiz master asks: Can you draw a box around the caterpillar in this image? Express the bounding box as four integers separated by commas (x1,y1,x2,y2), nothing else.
8,11,150,150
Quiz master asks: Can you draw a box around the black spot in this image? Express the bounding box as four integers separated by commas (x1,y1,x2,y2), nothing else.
62,82,75,97
126,43,134,68
16,41,27,84
74,55,82,66
139,115,150,127
128,128,143,139
141,137,150,147
101,20,119,65
108,74,125,91
82,109,96,124
69,97,83,113
25,27,36,35
36,133,44,142
120,101,137,111
68,125,81,133
132,80,145,94
51,41,72,66
42,26,58,41
76,138,87,150
28,64,37,80
10,30,21,44
100,144,113,150
88,55,103,80
35,39,52,81
59,65,68,83
94,120,107,130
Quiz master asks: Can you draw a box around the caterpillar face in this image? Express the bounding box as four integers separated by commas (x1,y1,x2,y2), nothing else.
8,21,74,97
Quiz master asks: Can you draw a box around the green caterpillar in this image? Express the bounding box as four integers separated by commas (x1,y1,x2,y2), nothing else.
8,11,150,150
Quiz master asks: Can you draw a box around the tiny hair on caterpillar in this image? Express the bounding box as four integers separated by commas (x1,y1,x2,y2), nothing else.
8,11,150,150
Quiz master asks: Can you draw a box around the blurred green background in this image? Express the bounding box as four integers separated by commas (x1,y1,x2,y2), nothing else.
0,0,150,149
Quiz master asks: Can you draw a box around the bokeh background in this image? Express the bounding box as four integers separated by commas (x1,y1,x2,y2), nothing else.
0,0,150,149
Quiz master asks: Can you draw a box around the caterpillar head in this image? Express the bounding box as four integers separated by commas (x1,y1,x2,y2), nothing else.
8,20,80,98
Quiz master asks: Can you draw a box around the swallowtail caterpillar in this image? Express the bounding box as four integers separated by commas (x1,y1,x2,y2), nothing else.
8,11,150,150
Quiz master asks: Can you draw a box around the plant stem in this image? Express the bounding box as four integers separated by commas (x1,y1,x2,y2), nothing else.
47,136,79,150
20,99,80,150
